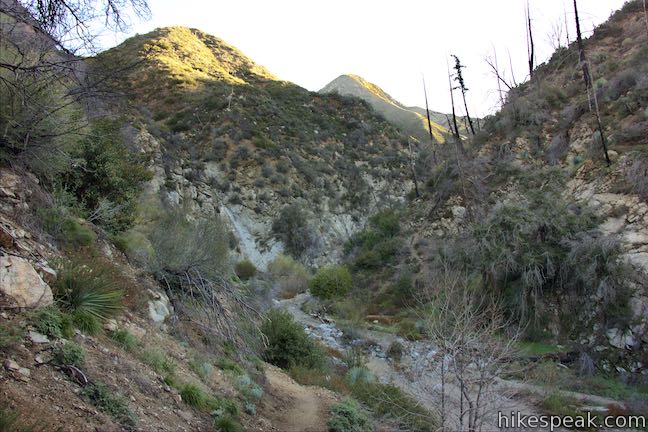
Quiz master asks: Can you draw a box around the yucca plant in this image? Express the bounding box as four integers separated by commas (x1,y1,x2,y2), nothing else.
54,258,124,324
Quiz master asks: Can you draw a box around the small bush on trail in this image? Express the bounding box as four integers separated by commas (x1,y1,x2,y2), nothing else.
309,265,352,299
261,309,325,369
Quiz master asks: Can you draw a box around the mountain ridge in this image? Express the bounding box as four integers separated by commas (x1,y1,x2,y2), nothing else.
320,73,450,143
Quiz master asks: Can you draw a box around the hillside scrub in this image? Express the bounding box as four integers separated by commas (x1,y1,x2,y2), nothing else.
149,207,229,280
267,254,310,298
346,209,402,271
271,203,316,258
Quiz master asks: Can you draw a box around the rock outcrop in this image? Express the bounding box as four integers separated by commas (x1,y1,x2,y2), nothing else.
0,255,53,308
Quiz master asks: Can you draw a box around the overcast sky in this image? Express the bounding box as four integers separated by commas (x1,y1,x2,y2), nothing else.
101,0,627,117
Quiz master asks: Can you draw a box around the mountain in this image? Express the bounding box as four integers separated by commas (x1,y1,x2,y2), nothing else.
320,74,450,143
92,27,413,267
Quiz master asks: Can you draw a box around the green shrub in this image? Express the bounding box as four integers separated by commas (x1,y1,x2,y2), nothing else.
234,259,257,280
397,319,423,341
110,329,138,352
351,381,436,432
211,397,240,417
214,415,244,432
81,382,136,429
346,209,402,270
309,265,352,299
217,358,245,376
63,119,152,234
180,384,209,409
328,399,372,432
72,310,102,335
52,341,85,367
140,348,177,375
39,207,96,248
0,322,23,350
261,309,325,369
32,307,74,339
271,203,316,258
54,258,124,322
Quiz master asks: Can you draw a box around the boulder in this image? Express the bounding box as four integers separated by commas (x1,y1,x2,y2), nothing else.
0,169,20,199
0,255,53,308
147,289,173,323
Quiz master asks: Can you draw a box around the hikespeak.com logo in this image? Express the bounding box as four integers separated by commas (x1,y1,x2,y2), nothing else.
499,411,646,431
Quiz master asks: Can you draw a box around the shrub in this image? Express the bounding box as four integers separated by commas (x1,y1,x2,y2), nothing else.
0,62,80,181
309,265,352,299
347,209,402,270
386,341,404,361
234,259,257,280
32,307,74,339
39,207,96,249
140,348,177,375
72,310,102,335
214,415,244,432
267,254,309,298
149,208,229,280
81,382,136,429
179,384,209,409
345,367,374,385
217,358,245,376
54,258,124,322
63,119,151,234
211,396,240,417
328,399,372,432
0,322,23,350
110,329,138,352
189,355,214,379
351,381,436,432
397,319,423,341
261,309,325,369
52,341,85,367
271,203,316,258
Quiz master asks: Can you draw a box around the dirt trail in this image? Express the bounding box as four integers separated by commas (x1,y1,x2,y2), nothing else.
263,364,337,432
279,293,573,432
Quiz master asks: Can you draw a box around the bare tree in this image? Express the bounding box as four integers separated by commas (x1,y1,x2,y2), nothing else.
415,271,521,432
408,137,420,198
0,0,149,176
451,55,475,135
485,48,514,108
572,0,611,166
446,58,461,141
6,0,150,53
564,2,571,45
422,76,438,146
548,19,565,51
525,1,535,79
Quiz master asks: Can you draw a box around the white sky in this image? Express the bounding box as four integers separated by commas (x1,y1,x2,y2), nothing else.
100,0,627,117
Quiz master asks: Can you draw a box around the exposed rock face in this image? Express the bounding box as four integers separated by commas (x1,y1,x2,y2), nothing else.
0,255,53,308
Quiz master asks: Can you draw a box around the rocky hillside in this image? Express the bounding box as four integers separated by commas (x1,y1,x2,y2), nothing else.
338,0,648,372
92,27,413,268
320,74,449,143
